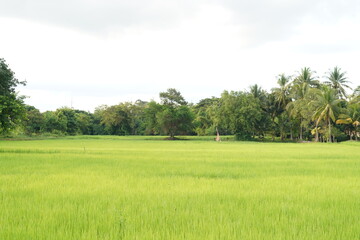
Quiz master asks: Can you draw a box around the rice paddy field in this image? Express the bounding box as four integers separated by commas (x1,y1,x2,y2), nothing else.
1,136,360,240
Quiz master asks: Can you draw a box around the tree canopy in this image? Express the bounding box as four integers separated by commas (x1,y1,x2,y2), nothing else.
0,58,26,135
1,57,359,142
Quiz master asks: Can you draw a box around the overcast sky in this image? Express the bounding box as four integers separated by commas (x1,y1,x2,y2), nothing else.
1,0,359,112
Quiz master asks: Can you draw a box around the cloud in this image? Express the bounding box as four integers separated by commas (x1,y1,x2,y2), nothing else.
217,0,360,45
2,0,360,112
0,0,201,32
1,0,359,45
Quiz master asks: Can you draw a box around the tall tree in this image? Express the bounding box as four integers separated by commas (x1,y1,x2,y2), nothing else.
0,58,26,135
144,101,162,135
268,74,292,140
272,74,292,109
288,68,319,140
249,84,266,102
157,105,194,138
56,107,79,135
42,110,67,134
160,88,187,106
324,66,351,99
336,102,360,140
101,103,132,135
219,91,263,140
192,97,219,136
75,110,94,135
350,86,360,105
157,89,193,139
129,100,148,135
93,105,108,135
294,67,319,88
24,105,44,135
311,86,343,142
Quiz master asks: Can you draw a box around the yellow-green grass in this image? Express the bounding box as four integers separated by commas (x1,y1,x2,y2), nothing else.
1,137,360,239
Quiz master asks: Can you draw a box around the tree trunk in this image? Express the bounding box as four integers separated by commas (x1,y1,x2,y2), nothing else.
355,129,358,141
328,119,332,143
170,130,175,139
215,127,221,142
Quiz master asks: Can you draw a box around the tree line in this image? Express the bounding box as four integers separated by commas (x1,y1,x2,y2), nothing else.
1,58,359,141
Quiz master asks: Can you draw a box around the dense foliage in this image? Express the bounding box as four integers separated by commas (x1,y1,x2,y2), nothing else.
0,58,26,135
1,58,359,141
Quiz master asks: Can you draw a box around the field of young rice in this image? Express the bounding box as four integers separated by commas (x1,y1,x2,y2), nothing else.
1,136,360,240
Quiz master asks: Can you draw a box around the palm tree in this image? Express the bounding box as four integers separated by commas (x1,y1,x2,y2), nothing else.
272,74,292,109
249,84,265,101
287,87,318,141
287,79,314,141
350,86,360,104
263,93,282,141
311,86,343,142
294,67,320,88
287,87,306,140
324,66,352,99
336,103,360,140
288,67,320,140
354,86,360,96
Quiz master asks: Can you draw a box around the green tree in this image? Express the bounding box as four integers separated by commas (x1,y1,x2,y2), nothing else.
101,103,132,135
311,86,343,142
56,107,78,135
294,67,319,88
324,66,351,99
265,75,293,141
129,100,148,135
218,91,262,140
157,89,193,139
336,103,360,140
287,68,319,141
350,86,360,105
272,74,292,109
192,97,219,135
0,58,26,135
144,101,162,135
159,88,187,106
248,85,271,139
157,105,194,138
275,111,292,141
43,111,67,134
93,105,108,135
75,110,94,135
249,84,266,102
24,105,44,135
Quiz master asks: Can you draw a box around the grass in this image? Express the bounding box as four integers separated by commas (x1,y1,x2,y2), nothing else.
1,136,360,239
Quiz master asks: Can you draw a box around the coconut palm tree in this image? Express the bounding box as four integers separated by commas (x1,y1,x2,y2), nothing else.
312,86,343,142
294,67,320,88
336,102,360,140
287,68,320,140
324,66,352,99
354,86,360,96
287,79,316,141
272,74,292,109
350,86,360,104
249,84,266,101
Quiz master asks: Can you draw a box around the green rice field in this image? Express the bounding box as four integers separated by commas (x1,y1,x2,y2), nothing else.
1,136,360,239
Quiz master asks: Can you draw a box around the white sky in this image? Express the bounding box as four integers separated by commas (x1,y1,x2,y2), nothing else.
1,0,359,112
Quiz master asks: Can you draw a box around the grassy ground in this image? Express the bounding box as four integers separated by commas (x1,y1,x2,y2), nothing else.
1,136,360,239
